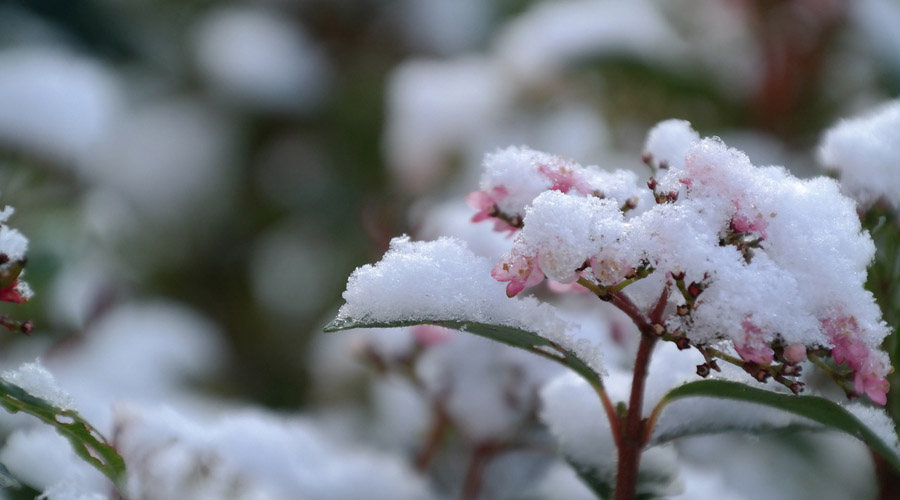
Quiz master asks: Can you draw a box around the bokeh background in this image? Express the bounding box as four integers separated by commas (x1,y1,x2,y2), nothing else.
0,0,898,498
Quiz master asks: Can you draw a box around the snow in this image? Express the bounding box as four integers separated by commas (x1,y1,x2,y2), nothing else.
1,361,74,411
818,99,900,210
192,6,329,112
334,235,604,375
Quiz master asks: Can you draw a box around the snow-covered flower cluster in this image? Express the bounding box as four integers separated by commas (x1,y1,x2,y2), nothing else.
471,120,891,404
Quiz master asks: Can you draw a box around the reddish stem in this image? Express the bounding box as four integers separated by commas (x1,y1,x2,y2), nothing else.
460,442,499,500
614,330,657,500
415,403,449,471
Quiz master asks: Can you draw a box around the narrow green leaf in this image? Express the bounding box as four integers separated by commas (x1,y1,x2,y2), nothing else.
0,462,21,489
567,460,612,499
324,317,604,388
0,380,126,488
654,379,900,470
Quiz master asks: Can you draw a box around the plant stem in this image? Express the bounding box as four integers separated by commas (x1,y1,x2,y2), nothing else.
460,442,498,500
415,402,449,471
614,330,657,500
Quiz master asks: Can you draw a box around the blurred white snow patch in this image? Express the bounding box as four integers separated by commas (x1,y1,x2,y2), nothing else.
661,0,760,98
416,334,557,442
335,236,600,373
674,464,748,500
115,406,435,500
192,6,329,112
675,432,876,500
371,375,429,448
818,99,900,209
0,47,121,164
494,0,682,85
851,0,900,70
396,0,490,55
48,301,225,428
48,257,121,330
384,57,513,194
1,360,75,410
528,462,598,500
0,427,106,495
541,372,683,495
412,200,510,261
540,371,615,475
38,485,108,500
650,390,813,445
531,104,612,165
843,402,900,456
82,98,233,224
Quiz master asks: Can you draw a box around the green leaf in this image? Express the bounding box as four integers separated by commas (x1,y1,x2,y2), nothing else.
653,379,900,470
0,379,126,488
567,460,612,499
324,316,604,388
0,462,21,489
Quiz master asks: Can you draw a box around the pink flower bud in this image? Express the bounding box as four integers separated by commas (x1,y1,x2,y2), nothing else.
783,343,806,364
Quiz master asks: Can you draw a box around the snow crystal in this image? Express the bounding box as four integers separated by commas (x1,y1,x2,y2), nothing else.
1,361,75,411
818,99,900,210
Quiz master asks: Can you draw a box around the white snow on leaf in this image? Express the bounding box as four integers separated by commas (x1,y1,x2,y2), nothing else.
334,236,604,375
1,361,75,411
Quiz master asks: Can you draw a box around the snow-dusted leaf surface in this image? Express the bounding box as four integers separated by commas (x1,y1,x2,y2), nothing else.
651,380,900,470
326,236,605,385
0,378,126,488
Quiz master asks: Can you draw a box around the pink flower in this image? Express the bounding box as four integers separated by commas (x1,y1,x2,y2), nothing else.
783,343,807,364
492,251,544,297
466,187,518,234
824,316,869,370
731,212,768,239
824,315,890,405
538,165,591,195
855,371,889,405
0,280,27,304
546,279,590,294
590,256,632,286
735,321,774,365
412,325,453,347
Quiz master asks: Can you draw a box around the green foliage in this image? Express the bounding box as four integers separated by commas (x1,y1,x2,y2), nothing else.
0,379,126,490
654,379,900,471
325,316,604,387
